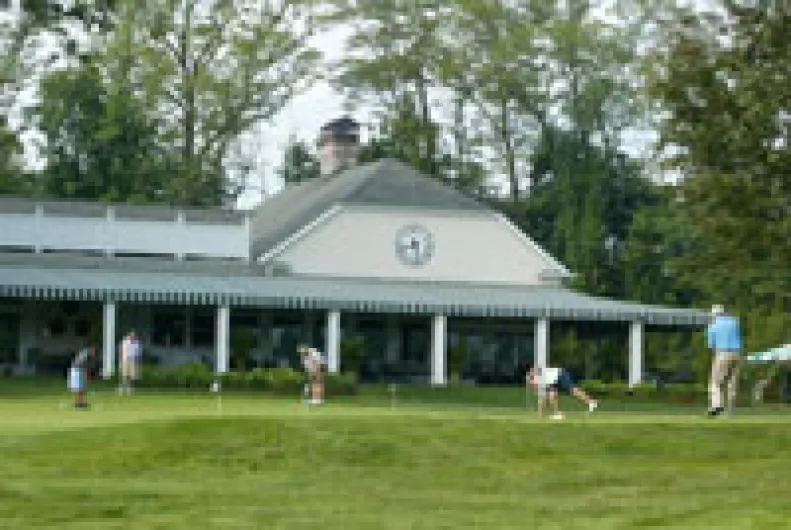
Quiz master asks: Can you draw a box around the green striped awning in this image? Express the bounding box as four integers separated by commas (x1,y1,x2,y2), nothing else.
0,266,710,326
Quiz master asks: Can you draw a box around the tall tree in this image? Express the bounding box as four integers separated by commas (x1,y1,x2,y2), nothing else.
99,0,319,206
323,1,464,182
278,136,320,185
0,120,25,194
33,55,167,201
645,1,791,351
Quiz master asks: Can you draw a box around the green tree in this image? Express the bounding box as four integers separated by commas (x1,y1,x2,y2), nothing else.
645,1,791,351
278,136,320,185
101,0,319,206
0,121,26,194
324,1,449,179
34,56,167,201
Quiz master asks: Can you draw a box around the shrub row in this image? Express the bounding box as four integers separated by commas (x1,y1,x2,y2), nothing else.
578,379,791,405
578,380,709,404
134,363,357,396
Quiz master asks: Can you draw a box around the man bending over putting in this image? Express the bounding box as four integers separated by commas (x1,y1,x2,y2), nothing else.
526,365,598,420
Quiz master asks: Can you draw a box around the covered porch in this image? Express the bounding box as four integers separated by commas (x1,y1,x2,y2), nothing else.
0,265,710,387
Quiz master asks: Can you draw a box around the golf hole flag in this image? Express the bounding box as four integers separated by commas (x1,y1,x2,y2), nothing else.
746,344,791,363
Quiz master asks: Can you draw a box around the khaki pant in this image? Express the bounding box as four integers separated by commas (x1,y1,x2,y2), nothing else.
709,353,740,411
121,357,138,381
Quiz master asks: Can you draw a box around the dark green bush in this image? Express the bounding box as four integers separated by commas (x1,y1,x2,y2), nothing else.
578,380,708,404
135,363,357,396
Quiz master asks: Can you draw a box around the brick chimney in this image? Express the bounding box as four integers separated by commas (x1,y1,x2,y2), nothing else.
319,117,360,176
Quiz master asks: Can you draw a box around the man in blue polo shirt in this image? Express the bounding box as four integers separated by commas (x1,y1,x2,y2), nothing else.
706,304,743,416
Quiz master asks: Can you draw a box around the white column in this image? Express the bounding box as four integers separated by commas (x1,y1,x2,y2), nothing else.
534,317,549,398
431,314,447,386
102,302,117,379
215,305,230,374
325,310,341,374
629,321,644,389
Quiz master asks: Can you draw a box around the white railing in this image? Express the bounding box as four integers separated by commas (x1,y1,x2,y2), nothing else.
0,198,251,260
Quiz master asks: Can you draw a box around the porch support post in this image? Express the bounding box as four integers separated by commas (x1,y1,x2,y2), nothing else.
534,317,549,398
326,310,341,374
430,314,447,386
629,321,644,389
216,305,230,374
102,301,116,379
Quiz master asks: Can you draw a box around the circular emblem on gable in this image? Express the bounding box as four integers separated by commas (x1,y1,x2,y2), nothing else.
395,224,435,267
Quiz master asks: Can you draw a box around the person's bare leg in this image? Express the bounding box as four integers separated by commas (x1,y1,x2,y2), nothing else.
315,378,324,402
571,387,595,405
549,390,561,417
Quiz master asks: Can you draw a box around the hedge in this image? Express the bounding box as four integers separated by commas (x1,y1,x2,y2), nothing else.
578,380,709,404
578,379,790,405
133,363,357,396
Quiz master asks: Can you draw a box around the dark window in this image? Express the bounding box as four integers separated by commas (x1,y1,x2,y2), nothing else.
74,319,91,338
231,313,258,328
47,319,66,337
190,310,214,347
152,309,186,347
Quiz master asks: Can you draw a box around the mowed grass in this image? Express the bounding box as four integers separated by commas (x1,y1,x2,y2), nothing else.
1,390,791,529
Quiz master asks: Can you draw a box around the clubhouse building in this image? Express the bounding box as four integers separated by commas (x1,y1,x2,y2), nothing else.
0,118,709,386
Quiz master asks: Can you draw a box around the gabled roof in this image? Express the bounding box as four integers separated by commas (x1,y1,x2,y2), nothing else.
250,158,488,258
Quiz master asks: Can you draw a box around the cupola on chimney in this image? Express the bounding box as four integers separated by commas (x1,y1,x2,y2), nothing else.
319,117,360,176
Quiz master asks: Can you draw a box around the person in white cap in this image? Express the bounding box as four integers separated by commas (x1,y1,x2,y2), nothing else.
526,365,598,420
706,304,743,416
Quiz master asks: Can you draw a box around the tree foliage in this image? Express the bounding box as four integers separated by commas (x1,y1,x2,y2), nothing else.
103,0,320,206
278,136,320,185
646,1,790,350
0,121,25,194
16,0,320,206
34,56,166,201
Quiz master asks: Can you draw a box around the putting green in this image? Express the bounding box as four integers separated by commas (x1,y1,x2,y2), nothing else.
1,393,790,528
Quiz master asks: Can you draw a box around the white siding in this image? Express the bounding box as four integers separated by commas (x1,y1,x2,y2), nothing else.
274,207,565,285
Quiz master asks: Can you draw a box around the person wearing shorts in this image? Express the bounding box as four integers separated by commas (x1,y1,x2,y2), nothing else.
68,347,95,410
298,345,325,405
706,304,742,416
526,365,598,420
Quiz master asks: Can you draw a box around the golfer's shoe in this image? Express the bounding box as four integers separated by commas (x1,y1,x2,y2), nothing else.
550,412,565,420
588,400,598,412
707,407,724,417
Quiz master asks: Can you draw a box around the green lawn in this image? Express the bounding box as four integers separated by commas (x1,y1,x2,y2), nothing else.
1,385,791,529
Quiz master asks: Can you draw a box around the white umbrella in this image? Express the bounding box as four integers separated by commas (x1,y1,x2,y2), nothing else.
746,344,791,363
745,344,791,404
